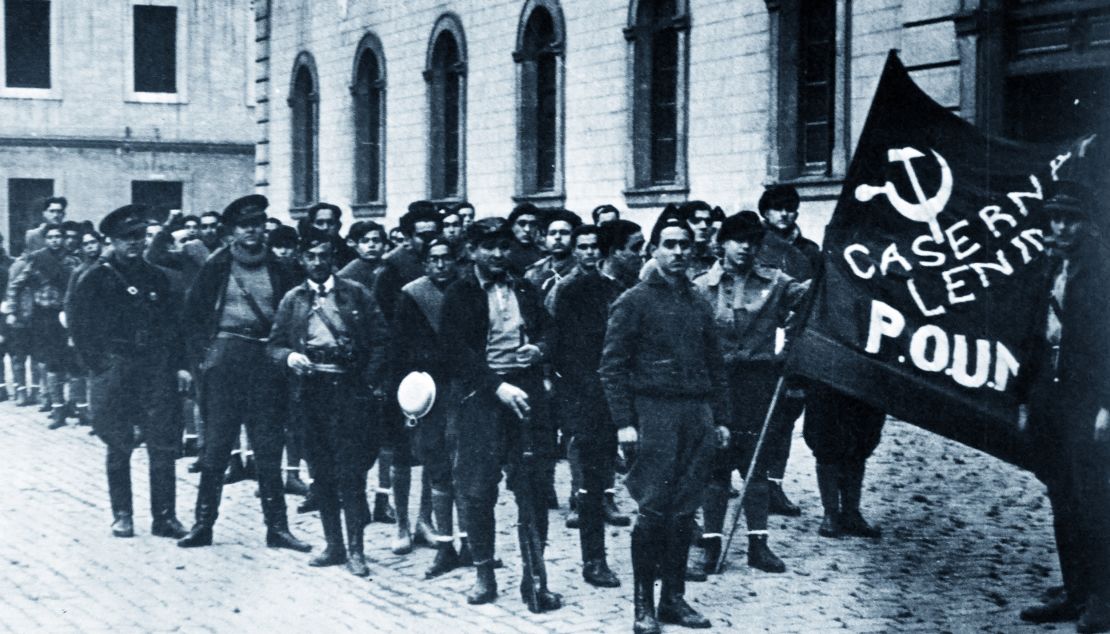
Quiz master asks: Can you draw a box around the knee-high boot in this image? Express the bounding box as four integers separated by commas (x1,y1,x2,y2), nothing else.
839,461,881,538
695,483,729,575
658,516,710,629
344,506,369,576
632,513,664,634
178,468,222,547
106,446,133,537
390,463,413,554
743,480,785,572
149,450,186,538
414,470,435,545
309,501,346,567
815,462,843,537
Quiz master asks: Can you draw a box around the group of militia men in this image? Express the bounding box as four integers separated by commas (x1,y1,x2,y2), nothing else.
14,175,1108,632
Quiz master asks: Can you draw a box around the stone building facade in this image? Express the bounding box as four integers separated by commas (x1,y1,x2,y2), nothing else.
256,0,1109,242
0,0,255,254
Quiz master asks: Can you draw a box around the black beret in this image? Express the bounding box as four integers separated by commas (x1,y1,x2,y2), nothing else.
541,209,583,232
61,220,83,233
1044,180,1092,218
717,210,766,244
99,204,152,238
678,200,713,222
222,194,269,227
269,225,299,249
466,217,512,245
649,204,691,246
507,203,542,227
298,227,333,253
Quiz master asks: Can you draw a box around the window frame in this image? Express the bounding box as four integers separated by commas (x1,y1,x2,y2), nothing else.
767,0,850,187
423,13,467,206
287,51,319,214
513,0,566,209
125,0,189,104
350,32,387,217
623,0,690,209
0,0,61,100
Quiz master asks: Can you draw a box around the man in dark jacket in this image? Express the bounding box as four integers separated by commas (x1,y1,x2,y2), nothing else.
175,195,309,554
551,224,624,589
439,218,562,611
505,203,545,276
267,229,390,577
1019,182,1110,633
67,205,187,539
600,209,731,632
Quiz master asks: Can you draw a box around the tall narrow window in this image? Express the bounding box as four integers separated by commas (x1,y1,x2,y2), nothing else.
797,0,836,175
133,5,178,93
289,54,318,208
5,0,50,89
352,34,386,211
425,15,467,202
515,1,565,203
8,178,53,256
626,0,689,206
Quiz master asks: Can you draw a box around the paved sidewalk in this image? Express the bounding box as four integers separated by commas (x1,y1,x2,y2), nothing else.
1,398,1063,633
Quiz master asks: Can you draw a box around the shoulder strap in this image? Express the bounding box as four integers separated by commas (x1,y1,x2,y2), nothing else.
231,270,273,330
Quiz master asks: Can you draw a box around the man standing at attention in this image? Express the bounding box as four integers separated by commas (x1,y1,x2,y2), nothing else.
600,209,730,632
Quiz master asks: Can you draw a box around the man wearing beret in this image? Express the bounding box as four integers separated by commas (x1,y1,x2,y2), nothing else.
687,211,810,578
67,205,188,539
176,194,310,553
1020,182,1110,633
7,221,80,427
439,218,562,611
267,229,390,576
600,210,731,632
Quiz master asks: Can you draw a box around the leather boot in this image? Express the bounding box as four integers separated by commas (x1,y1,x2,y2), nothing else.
309,505,346,567
425,488,461,579
700,536,722,576
284,470,310,496
603,491,631,527
111,511,134,538
263,490,311,552
747,534,786,572
700,483,729,575
518,523,562,613
47,405,67,429
583,559,620,588
815,463,843,538
658,517,710,628
1019,592,1083,623
372,490,396,523
768,479,802,516
344,512,370,577
839,462,881,538
466,561,498,605
149,452,185,538
178,469,222,548
631,514,663,634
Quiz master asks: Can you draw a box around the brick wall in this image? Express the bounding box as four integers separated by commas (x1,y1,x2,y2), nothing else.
262,0,965,246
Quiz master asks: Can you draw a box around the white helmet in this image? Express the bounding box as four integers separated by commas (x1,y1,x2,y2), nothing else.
397,371,436,422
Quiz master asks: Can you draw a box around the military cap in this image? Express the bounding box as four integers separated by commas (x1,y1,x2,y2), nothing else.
298,226,333,253
541,208,583,232
99,204,152,239
466,217,512,246
1044,180,1092,219
221,194,269,227
269,225,299,249
649,204,691,246
717,210,766,244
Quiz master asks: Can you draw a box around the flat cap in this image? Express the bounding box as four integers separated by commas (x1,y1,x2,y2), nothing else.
717,210,766,244
466,217,512,245
222,194,269,227
99,204,152,238
298,226,333,253
1044,180,1092,218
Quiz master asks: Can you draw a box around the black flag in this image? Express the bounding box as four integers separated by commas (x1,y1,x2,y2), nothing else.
787,51,1091,468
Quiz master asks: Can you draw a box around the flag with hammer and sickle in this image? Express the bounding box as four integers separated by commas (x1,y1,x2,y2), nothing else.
786,51,1099,469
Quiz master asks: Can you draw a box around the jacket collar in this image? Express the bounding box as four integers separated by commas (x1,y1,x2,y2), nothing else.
701,260,775,288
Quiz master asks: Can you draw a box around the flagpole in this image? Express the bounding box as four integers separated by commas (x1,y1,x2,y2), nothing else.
714,373,786,574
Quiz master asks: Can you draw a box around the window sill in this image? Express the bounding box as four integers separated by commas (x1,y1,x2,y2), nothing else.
512,191,566,209
623,184,689,208
351,202,386,218
0,87,61,101
776,174,845,202
126,91,188,105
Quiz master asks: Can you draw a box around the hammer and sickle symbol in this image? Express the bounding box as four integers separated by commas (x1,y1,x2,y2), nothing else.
855,147,953,244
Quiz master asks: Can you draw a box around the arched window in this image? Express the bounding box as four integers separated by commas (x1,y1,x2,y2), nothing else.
288,53,318,209
424,14,467,203
351,34,386,214
625,0,689,207
514,0,565,205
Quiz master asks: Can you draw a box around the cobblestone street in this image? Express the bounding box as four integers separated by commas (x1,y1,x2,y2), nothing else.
1,400,1066,633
